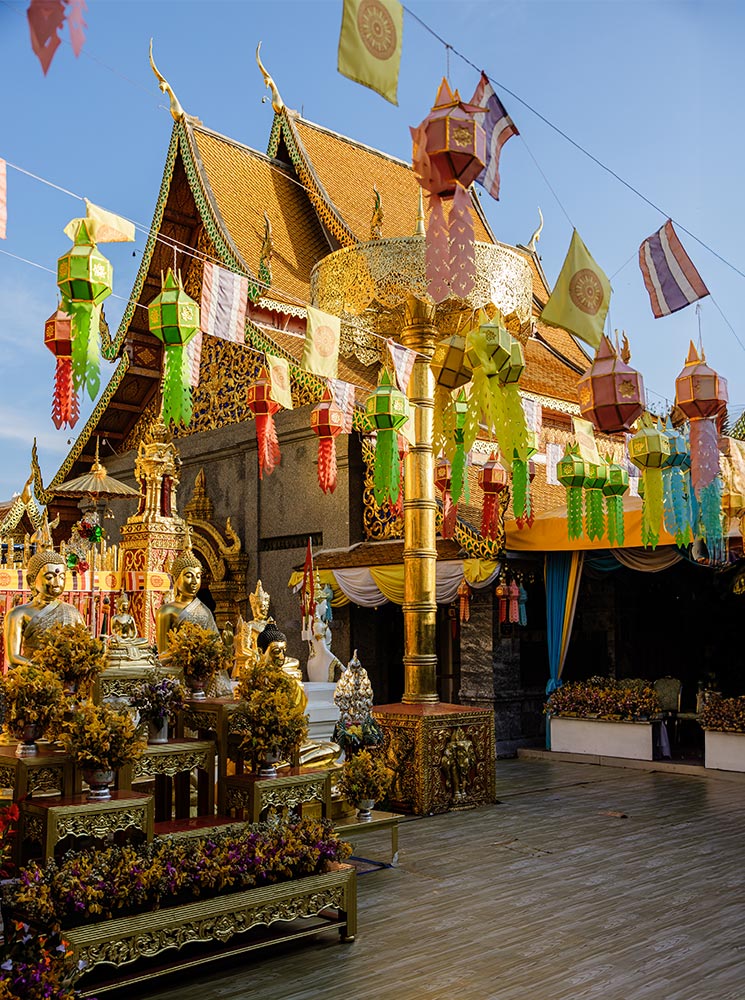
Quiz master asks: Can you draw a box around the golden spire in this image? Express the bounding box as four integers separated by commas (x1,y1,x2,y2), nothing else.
149,39,186,122
414,187,425,237
370,186,384,240
256,42,284,113
527,207,544,252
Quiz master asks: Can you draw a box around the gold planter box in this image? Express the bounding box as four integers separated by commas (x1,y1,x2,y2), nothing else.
57,865,357,993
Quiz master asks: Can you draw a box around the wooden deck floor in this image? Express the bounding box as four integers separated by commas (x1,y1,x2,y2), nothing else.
136,759,745,1000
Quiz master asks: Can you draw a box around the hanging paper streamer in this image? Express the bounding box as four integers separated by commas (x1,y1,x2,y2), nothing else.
518,582,528,627
27,0,66,74
311,389,344,494
699,478,725,562
479,453,508,540
557,444,587,540
431,334,471,467
603,460,629,547
411,79,486,302
435,457,457,538
457,579,471,624
662,420,693,547
44,308,79,429
147,269,200,426
449,390,469,504
57,219,112,401
584,460,608,541
629,415,671,549
365,369,410,506
247,368,281,478
495,575,509,624
508,579,520,624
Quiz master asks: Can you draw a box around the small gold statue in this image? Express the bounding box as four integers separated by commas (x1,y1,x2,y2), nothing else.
4,550,85,668
110,592,138,641
106,593,158,670
157,547,232,697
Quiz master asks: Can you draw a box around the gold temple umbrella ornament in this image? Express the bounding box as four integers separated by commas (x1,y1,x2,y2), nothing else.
52,439,139,635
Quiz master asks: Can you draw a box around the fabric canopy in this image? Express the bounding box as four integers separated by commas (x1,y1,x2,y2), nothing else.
288,559,501,608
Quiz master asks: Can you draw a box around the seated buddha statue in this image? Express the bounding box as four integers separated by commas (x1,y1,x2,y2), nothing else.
4,550,85,668
157,549,232,697
106,593,158,670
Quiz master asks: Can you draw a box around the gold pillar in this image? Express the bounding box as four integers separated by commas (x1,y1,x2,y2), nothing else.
400,297,439,704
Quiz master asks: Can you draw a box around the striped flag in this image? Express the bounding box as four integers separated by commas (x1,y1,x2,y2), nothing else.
638,220,709,318
200,262,249,342
329,378,355,433
387,339,416,392
186,330,203,388
0,159,6,239
472,72,519,201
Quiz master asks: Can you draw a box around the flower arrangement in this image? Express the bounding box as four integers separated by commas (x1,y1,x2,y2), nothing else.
165,622,229,693
337,749,391,806
1,665,65,741
701,694,745,733
61,702,145,771
0,925,86,1000
5,817,351,929
233,661,308,771
130,670,187,727
332,715,384,758
30,622,105,697
546,677,661,722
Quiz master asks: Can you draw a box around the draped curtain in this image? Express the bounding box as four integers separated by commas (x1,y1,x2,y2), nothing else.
544,551,584,748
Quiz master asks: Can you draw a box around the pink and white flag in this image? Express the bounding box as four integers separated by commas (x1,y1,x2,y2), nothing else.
186,330,203,388
387,339,416,393
201,262,249,342
0,159,6,239
638,220,709,318
329,378,355,433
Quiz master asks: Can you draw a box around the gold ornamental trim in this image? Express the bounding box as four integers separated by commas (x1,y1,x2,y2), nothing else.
53,803,151,842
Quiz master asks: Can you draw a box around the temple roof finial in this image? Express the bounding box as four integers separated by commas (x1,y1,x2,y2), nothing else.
256,42,284,114
414,187,425,237
149,39,187,122
527,207,544,252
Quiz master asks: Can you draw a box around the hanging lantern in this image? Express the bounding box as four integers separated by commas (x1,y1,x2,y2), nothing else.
465,312,513,378
557,445,588,540
662,418,694,547
446,389,470,505
479,453,508,540
583,460,609,541
495,574,509,623
44,307,79,429
629,415,671,548
498,339,526,386
577,335,645,434
430,334,471,390
411,78,486,301
57,219,113,401
457,578,471,624
365,369,410,506
148,268,200,427
246,368,281,479
435,456,457,538
311,388,344,494
603,460,629,547
508,579,520,624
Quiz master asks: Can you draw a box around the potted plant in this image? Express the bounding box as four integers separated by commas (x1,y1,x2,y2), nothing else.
1,665,65,756
164,622,229,700
61,702,145,800
701,694,745,771
130,669,187,743
337,749,391,820
233,661,309,777
30,621,106,699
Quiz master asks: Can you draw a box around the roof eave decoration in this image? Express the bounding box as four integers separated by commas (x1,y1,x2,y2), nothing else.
0,473,44,535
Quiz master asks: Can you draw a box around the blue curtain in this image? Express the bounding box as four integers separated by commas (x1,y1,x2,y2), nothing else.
544,551,575,749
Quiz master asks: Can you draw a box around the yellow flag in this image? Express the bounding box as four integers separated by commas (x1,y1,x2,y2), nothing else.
303,307,340,379
64,200,135,244
337,0,403,106
572,416,601,464
267,353,293,410
540,230,611,349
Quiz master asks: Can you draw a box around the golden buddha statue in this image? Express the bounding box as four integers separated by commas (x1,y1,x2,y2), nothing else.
157,548,232,697
4,550,85,668
106,592,158,670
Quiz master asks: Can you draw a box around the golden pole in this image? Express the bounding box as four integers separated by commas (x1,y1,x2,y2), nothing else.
400,296,439,704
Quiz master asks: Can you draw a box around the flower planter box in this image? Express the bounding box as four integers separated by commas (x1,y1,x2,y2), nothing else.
704,730,745,772
550,716,655,760
16,865,356,994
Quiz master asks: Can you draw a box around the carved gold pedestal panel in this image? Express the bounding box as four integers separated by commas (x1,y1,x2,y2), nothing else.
372,703,496,815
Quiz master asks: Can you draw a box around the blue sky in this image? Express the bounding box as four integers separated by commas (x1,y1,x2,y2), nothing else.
0,0,742,499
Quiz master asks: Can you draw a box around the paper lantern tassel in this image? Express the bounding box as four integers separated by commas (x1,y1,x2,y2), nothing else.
641,468,663,549
663,467,693,547
585,488,605,541
51,357,79,429
67,300,102,400
448,184,476,299
373,429,400,507
457,579,471,623
160,343,193,428
699,478,724,562
605,495,625,547
518,584,528,627
508,580,520,624
317,436,338,495
690,418,720,496
512,458,530,524
255,412,281,480
566,487,584,540
425,195,450,303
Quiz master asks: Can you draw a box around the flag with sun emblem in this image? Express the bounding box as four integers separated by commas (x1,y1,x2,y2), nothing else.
338,0,403,105
303,307,341,379
540,230,611,349
267,353,293,410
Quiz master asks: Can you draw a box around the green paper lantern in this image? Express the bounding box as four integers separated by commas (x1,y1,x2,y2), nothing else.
499,339,525,385
557,445,588,540
365,369,410,506
603,462,629,497
628,423,671,470
465,314,512,376
148,268,200,427
365,369,410,432
583,460,608,542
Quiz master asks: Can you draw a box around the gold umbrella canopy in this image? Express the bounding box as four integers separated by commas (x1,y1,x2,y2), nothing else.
52,440,139,499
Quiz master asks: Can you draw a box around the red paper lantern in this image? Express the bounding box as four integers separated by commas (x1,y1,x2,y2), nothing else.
44,307,79,429
246,369,281,479
479,454,508,540
577,335,645,434
310,388,344,495
435,456,457,538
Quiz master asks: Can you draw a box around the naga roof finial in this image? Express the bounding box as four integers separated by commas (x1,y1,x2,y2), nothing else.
370,186,384,240
256,42,284,114
528,207,544,252
149,39,186,122
413,187,425,237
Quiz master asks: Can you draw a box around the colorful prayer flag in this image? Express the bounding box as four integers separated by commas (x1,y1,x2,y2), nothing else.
540,230,611,349
329,378,355,433
84,200,134,242
638,219,709,318
0,159,6,240
200,262,248,342
472,71,519,201
267,353,293,410
337,0,403,106
186,330,203,388
387,338,416,392
303,307,340,379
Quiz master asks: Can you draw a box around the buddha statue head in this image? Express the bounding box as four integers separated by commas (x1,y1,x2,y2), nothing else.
25,549,66,600
169,549,203,601
249,580,271,623
256,622,287,669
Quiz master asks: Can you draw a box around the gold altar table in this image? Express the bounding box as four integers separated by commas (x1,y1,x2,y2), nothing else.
224,767,332,824
119,738,216,822
335,810,402,867
0,744,75,801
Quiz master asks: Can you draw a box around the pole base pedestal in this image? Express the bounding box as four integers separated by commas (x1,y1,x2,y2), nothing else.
372,703,496,815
